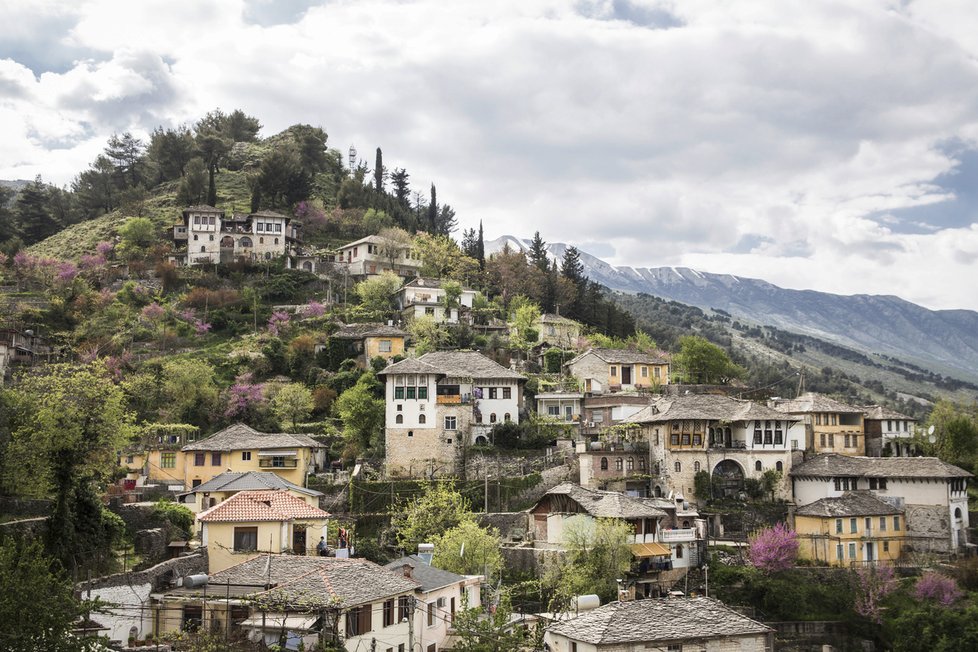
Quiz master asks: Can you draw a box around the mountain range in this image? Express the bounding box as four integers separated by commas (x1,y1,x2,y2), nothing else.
486,236,978,384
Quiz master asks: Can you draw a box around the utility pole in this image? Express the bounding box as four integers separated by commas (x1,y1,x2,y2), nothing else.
407,597,415,652
484,471,489,513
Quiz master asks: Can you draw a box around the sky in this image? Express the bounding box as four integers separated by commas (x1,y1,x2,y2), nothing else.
2,0,978,311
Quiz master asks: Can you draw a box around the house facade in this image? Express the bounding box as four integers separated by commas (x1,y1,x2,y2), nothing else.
565,348,670,394
794,491,907,566
769,392,866,456
791,454,972,553
179,470,323,513
862,405,917,457
0,327,54,384
172,206,300,267
331,322,408,367
335,234,423,279
535,391,584,425
181,424,323,490
379,351,525,477
197,489,331,573
396,278,478,324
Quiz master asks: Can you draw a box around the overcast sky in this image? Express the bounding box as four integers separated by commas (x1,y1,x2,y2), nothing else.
2,0,978,310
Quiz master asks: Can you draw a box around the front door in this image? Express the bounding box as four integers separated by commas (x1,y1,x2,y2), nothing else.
293,525,307,555
621,365,632,385
866,542,874,562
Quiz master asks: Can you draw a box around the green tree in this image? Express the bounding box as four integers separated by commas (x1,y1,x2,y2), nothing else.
271,382,315,430
433,520,504,579
148,126,197,183
14,176,59,244
563,516,633,600
0,539,86,652
72,156,117,219
160,359,220,429
414,232,480,283
252,143,311,210
511,300,542,352
334,372,385,457
528,231,549,271
118,216,156,255
177,158,209,206
409,316,450,354
104,131,146,188
450,599,533,652
392,483,473,553
925,399,978,466
354,271,401,313
673,335,745,384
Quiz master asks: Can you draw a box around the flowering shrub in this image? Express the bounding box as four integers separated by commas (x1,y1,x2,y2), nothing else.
225,373,266,418
268,310,290,336
305,300,326,318
748,522,798,573
140,302,166,322
854,564,897,623
914,572,962,606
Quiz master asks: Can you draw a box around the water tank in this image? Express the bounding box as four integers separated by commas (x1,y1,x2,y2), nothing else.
589,441,603,451
571,594,601,612
183,574,209,588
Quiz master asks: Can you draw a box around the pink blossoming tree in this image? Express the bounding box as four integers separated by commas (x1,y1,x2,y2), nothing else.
914,572,962,606
853,564,897,623
748,522,798,573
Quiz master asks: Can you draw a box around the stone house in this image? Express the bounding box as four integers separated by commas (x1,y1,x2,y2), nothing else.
791,454,972,553
172,205,300,267
861,405,917,457
544,597,774,652
197,489,331,573
0,327,55,384
769,392,866,456
396,278,478,324
794,491,907,566
331,322,408,367
379,351,525,478
565,348,670,394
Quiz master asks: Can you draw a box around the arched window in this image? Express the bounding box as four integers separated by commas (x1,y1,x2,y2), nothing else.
639,458,646,471
626,458,634,471
674,461,682,473
955,507,963,519
395,414,403,424
694,461,701,472
600,457,609,470
776,461,783,473
200,246,206,252
490,413,497,423
675,545,683,559
755,461,762,471
265,252,272,260
475,435,488,446
239,236,252,248
259,237,264,244
418,414,426,424
615,458,623,471
274,238,279,245
504,413,511,422
193,234,198,241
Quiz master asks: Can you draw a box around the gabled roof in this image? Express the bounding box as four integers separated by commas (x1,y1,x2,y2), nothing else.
384,555,469,592
400,278,475,292
861,405,916,421
250,210,289,219
197,490,330,523
183,205,224,213
183,423,321,452
332,322,408,340
172,555,419,609
379,351,525,380
187,471,323,498
626,394,798,424
540,483,667,519
538,313,580,326
547,597,772,645
769,392,864,414
567,347,669,366
790,454,972,479
795,491,903,518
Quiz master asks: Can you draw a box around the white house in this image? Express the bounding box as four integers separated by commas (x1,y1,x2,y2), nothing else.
791,454,972,553
378,351,525,478
565,348,670,394
396,278,478,324
172,206,300,267
335,234,423,280
862,405,917,457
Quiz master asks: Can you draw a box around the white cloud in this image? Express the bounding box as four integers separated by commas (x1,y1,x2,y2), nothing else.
2,0,978,309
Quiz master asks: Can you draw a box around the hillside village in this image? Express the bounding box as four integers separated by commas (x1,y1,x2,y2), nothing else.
2,113,978,652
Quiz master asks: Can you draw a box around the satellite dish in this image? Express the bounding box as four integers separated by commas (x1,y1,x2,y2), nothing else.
928,424,936,444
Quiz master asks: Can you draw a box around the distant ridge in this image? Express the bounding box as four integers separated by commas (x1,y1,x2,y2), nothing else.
485,235,978,383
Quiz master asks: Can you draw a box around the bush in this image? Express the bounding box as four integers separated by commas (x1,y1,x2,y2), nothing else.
153,500,194,537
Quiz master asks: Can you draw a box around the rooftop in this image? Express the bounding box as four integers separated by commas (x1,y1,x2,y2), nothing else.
384,555,470,592
567,347,670,366
332,322,408,340
862,405,916,421
379,350,525,381
183,423,321,452
626,393,798,424
539,483,668,520
769,392,864,415
187,471,323,498
547,597,772,645
790,454,972,479
795,491,904,518
197,490,330,523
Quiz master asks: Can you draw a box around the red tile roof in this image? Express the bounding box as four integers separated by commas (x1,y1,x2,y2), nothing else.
198,490,330,523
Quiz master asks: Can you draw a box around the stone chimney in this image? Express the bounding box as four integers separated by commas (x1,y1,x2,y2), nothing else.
400,563,415,579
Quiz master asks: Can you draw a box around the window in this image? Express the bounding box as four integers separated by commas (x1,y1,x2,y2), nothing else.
667,646,680,652
674,461,682,472
395,387,405,400
627,458,635,471
836,519,843,534
445,416,457,430
640,458,647,471
836,543,844,560
195,453,206,466
754,428,762,444
379,340,392,353
849,542,857,559
502,387,512,399
212,453,222,466
161,452,176,468
257,223,264,232
831,414,838,426
670,434,680,445
681,434,691,445
894,516,900,531
820,433,826,447
694,461,701,472
654,367,661,378
850,518,857,534
427,602,435,627
406,387,416,400
883,541,890,552
815,414,822,426
489,388,498,399
764,429,773,444
692,434,702,446
615,458,623,471
878,478,887,490
879,517,887,531
675,545,683,559
548,405,560,416
504,413,511,422
396,414,404,424
828,433,834,447
774,423,783,444
489,413,497,423
845,434,851,448
834,477,841,491
182,605,203,632
600,457,609,470
408,431,413,438
398,596,410,622
194,215,201,225
383,599,395,627
125,454,134,464
610,366,617,377
425,307,435,316
755,461,762,471
193,234,199,241
242,451,251,461
418,414,426,424
776,461,783,473
418,386,428,400
347,604,372,636
233,527,258,552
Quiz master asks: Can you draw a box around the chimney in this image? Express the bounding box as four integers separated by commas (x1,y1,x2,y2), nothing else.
417,543,434,566
400,563,415,579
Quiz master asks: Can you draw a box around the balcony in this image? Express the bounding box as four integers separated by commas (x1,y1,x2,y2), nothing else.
437,395,462,405
259,459,299,469
659,528,697,543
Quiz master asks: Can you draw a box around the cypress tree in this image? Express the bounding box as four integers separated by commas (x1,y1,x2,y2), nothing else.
477,220,485,270
374,147,384,192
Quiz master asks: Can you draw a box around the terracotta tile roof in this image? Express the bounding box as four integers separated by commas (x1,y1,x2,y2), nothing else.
790,453,972,479
547,597,772,645
197,490,330,523
183,423,321,452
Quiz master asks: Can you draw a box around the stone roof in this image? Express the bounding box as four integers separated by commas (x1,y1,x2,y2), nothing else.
862,405,915,421
183,423,321,452
197,490,330,523
541,483,668,519
379,351,525,380
626,394,797,424
790,453,972,479
384,555,468,592
400,277,475,291
795,491,903,518
180,555,419,609
250,210,289,219
769,392,864,414
187,471,323,497
332,322,408,340
183,205,223,213
568,347,670,366
547,597,772,645
538,313,580,325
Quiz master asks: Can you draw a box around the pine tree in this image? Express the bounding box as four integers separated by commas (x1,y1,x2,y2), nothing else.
528,231,548,271
14,177,59,244
461,228,478,257
561,245,585,284
390,168,410,206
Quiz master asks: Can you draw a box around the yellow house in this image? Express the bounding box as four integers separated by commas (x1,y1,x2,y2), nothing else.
198,489,331,573
565,348,670,394
180,470,324,513
121,424,200,487
770,392,866,456
181,423,322,490
794,491,905,566
330,322,408,367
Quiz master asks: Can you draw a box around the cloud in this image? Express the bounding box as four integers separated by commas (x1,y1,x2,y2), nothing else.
2,0,978,309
